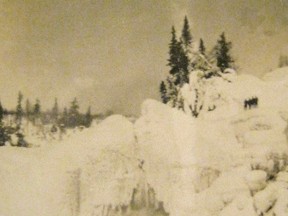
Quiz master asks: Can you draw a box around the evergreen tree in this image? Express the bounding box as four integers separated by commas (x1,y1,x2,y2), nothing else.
68,98,80,128
25,99,31,117
84,106,93,127
160,81,169,104
178,40,190,85
181,16,193,53
63,107,68,117
179,16,193,84
165,20,191,108
167,26,181,77
167,26,184,87
69,98,79,116
33,99,41,120
207,45,218,65
16,91,23,126
0,101,6,146
215,32,234,72
0,101,3,123
166,76,178,107
192,39,213,72
199,38,206,56
60,107,68,127
51,98,59,122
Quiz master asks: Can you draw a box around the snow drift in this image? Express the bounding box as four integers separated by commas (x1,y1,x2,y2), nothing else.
134,99,288,216
1,68,288,216
0,115,142,216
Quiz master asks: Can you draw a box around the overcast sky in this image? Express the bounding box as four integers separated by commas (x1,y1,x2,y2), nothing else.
0,0,287,115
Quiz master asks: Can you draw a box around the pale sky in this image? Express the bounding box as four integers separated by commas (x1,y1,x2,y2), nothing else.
0,0,287,115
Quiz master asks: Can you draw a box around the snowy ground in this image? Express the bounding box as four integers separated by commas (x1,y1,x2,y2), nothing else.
1,68,288,216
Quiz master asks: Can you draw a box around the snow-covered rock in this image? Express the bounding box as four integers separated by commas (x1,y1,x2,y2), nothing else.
273,189,288,216
219,195,257,216
276,171,288,183
135,99,243,215
245,170,267,192
263,66,288,83
254,183,278,214
180,67,288,120
0,115,142,216
2,63,288,216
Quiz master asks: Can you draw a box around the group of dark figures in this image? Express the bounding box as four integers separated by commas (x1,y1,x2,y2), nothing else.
244,97,258,109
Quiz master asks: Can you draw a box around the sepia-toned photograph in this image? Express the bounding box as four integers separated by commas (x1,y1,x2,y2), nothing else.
0,0,288,215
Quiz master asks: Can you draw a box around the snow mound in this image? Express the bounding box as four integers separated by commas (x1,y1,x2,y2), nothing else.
135,99,288,216
245,170,267,192
222,74,288,112
263,66,288,83
181,69,288,120
1,91,288,216
0,115,140,216
227,74,265,101
135,99,241,216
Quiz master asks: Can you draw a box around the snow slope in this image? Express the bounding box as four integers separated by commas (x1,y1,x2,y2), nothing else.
0,98,288,216
135,99,241,216
1,69,288,215
229,73,288,111
181,68,288,120
263,66,288,83
135,99,288,216
0,115,141,216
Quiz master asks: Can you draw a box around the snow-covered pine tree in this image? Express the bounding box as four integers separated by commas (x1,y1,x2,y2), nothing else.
25,99,31,118
191,38,217,78
51,98,59,123
215,32,234,72
179,16,193,83
160,81,169,104
0,101,3,123
199,38,206,56
34,99,41,116
191,53,213,75
60,107,69,127
84,106,93,127
166,75,178,107
33,99,41,126
16,91,23,127
164,17,197,109
165,26,184,108
68,98,80,128
181,16,193,55
0,101,6,146
178,40,190,85
69,98,79,116
206,45,218,66
63,107,68,117
167,26,181,85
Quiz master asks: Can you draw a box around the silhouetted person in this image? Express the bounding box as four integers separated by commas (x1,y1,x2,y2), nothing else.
244,97,258,110
244,100,248,109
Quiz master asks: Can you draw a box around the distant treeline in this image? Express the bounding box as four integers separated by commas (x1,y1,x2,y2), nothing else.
0,92,116,147
0,92,101,129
